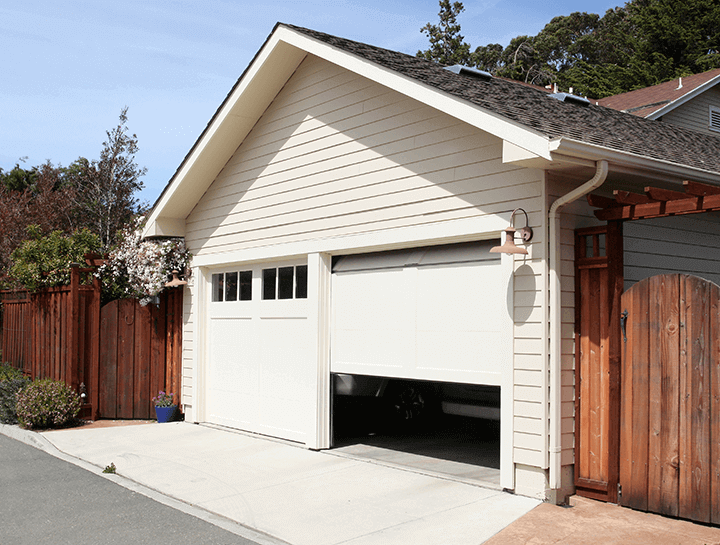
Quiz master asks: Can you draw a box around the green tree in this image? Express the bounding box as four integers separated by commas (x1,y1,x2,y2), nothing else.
417,0,472,66
419,0,720,98
9,226,101,292
71,107,147,250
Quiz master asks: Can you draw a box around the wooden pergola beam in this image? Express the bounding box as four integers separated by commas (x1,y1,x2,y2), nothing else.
644,186,688,201
684,180,720,196
595,193,720,221
613,190,654,205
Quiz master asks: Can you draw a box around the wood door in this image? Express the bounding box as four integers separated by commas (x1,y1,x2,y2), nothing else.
620,274,720,524
575,223,623,503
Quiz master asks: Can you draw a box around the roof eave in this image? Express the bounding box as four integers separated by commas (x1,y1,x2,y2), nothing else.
549,138,720,184
143,25,555,238
143,28,308,239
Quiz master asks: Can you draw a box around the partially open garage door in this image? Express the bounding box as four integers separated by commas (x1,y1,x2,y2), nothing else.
206,260,312,444
331,241,506,385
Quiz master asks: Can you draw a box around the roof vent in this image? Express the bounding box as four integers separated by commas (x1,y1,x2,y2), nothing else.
549,92,591,106
445,65,492,81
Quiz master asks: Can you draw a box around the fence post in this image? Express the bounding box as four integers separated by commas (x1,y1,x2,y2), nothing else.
89,274,101,420
69,264,80,392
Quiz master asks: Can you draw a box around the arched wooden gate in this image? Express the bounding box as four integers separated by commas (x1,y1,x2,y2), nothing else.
620,274,720,523
576,180,720,523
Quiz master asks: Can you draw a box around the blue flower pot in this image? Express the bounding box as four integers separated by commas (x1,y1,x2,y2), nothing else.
155,405,177,423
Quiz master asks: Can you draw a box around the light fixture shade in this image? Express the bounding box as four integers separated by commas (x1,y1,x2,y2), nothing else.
490,227,529,255
165,270,188,287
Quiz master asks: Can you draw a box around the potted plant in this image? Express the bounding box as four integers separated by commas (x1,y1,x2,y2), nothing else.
152,391,177,423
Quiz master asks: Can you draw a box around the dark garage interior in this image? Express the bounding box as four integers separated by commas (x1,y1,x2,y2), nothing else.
330,374,502,487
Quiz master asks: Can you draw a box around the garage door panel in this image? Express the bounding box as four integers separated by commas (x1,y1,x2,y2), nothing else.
331,241,504,385
331,327,414,372
332,269,416,330
416,330,503,385
207,261,310,444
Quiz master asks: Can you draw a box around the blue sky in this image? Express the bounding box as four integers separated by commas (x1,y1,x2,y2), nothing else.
1,0,622,205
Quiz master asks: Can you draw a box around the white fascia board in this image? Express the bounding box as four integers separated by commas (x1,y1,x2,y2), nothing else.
549,137,720,185
276,27,552,161
647,74,720,120
143,34,307,239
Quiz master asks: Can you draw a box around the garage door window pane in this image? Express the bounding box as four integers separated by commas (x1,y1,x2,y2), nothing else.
278,266,294,299
239,271,252,301
296,265,307,299
225,272,238,301
212,273,224,302
263,268,277,300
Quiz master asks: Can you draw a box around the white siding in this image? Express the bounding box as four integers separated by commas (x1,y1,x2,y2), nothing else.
185,55,539,255
624,212,720,288
182,54,548,483
548,174,605,491
661,86,720,136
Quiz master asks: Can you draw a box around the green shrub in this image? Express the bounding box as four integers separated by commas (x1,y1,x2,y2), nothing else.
0,362,24,382
0,376,31,424
15,379,81,429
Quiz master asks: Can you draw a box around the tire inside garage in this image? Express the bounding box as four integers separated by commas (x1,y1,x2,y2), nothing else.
329,240,507,486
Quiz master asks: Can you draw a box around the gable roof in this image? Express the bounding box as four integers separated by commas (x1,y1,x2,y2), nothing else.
144,24,720,238
596,68,720,119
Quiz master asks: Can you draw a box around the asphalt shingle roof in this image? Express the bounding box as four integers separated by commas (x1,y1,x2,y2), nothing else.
597,69,720,117
286,24,720,175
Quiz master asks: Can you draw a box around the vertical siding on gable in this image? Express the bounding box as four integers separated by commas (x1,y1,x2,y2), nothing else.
661,86,720,136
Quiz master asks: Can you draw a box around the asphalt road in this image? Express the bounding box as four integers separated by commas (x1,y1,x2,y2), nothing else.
0,434,268,545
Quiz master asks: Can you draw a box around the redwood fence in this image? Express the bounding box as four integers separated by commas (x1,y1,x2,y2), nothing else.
0,265,183,420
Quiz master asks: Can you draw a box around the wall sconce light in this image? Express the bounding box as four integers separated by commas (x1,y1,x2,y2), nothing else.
165,270,188,288
490,208,533,255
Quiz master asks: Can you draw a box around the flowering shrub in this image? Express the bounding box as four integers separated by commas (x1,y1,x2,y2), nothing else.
15,378,81,429
98,217,191,306
152,390,175,407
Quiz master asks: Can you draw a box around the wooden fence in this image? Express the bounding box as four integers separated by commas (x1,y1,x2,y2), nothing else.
0,265,183,420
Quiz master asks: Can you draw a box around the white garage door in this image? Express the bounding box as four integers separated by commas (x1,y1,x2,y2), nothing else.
331,241,506,385
207,260,312,443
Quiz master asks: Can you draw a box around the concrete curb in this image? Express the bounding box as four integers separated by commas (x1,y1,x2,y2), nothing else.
0,423,290,545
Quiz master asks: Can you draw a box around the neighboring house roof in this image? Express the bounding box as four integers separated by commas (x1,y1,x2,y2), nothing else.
144,23,720,238
596,68,720,119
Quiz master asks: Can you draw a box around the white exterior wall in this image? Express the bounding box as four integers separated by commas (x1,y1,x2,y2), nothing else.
661,86,720,136
547,174,605,497
182,54,547,493
624,212,720,288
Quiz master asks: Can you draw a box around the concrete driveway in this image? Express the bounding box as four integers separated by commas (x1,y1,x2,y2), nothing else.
5,421,539,545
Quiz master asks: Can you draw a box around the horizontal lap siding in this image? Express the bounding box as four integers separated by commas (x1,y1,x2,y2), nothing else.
186,55,539,254
181,282,194,408
625,214,720,288
185,54,546,469
661,87,720,137
550,175,605,476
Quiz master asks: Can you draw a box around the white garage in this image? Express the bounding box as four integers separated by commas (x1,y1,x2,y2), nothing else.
206,260,314,443
331,240,509,386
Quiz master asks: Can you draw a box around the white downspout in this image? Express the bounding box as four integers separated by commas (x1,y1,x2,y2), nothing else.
548,159,609,494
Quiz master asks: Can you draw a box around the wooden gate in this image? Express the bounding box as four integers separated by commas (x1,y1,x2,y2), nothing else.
99,289,183,419
620,274,720,524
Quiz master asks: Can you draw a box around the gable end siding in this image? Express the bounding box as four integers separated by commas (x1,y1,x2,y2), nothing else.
183,54,548,471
